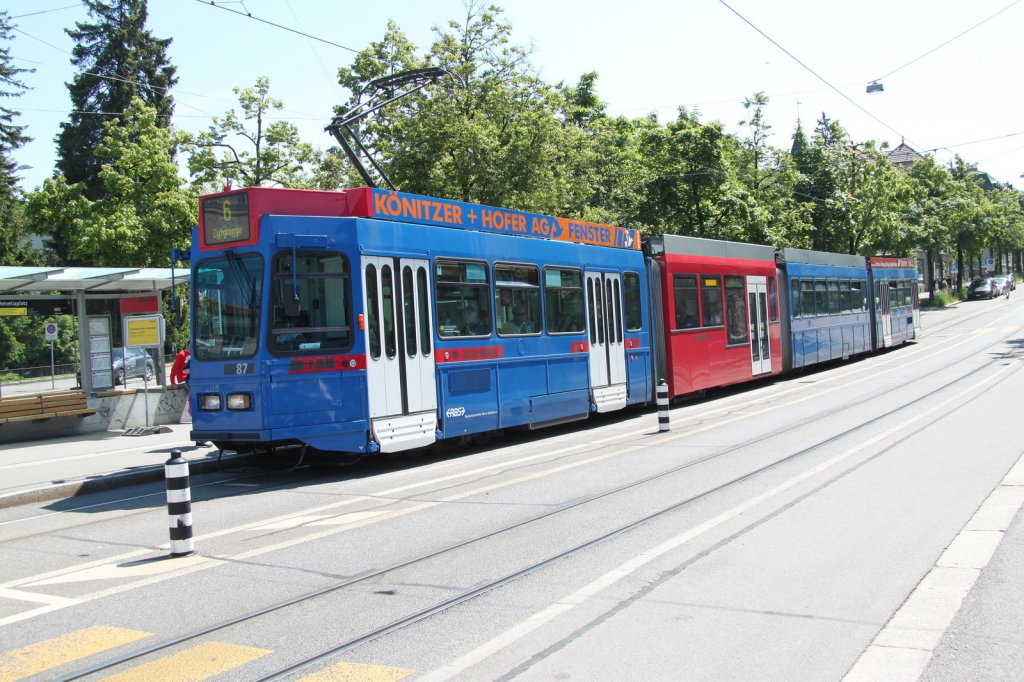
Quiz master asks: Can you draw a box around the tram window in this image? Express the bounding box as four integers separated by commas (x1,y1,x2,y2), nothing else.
588,283,597,344
623,272,642,331
545,267,585,334
596,278,606,345
725,276,748,345
613,278,623,343
494,263,540,336
851,280,865,311
814,280,827,316
381,265,397,359
435,259,491,337
791,279,802,318
700,276,723,327
800,279,815,318
888,281,898,310
768,276,778,322
402,266,417,358
672,274,699,330
195,253,263,360
417,267,431,355
903,280,912,306
270,251,351,355
605,278,614,343
827,280,840,315
839,280,851,313
365,264,381,360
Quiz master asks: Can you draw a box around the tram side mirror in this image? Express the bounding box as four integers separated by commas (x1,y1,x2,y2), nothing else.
284,294,301,318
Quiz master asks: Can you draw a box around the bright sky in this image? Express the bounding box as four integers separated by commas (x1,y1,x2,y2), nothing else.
8,0,1024,194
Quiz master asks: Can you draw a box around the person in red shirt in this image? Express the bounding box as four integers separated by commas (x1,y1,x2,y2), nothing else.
169,348,190,386
169,348,210,447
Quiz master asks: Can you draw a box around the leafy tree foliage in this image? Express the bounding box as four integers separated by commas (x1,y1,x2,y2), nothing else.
335,3,575,213
0,11,33,266
185,77,322,190
27,98,194,267
640,107,744,239
56,0,176,208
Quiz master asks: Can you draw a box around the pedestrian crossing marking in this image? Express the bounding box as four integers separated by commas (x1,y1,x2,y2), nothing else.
0,625,150,681
101,641,270,681
25,553,211,586
298,661,413,681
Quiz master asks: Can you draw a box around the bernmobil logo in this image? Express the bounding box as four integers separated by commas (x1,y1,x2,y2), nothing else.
445,406,466,418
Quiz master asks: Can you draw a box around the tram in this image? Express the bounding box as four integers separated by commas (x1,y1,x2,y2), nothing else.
183,185,922,456
188,186,649,454
648,235,783,399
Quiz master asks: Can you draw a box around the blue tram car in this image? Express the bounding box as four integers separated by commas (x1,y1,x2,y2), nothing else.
777,248,872,372
188,187,651,455
866,257,921,349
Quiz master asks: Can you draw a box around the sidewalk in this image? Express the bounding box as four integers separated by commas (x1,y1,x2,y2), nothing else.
0,422,234,509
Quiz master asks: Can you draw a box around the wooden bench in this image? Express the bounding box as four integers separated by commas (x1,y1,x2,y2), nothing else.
0,390,99,425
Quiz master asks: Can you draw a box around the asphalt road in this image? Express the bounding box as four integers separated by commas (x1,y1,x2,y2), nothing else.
1,296,1022,681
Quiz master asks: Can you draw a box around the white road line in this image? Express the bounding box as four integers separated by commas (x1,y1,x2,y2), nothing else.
418,359,1021,682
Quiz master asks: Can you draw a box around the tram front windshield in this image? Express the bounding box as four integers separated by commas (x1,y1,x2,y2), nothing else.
194,253,263,360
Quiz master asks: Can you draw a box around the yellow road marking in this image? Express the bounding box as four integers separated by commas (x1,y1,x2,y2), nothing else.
0,625,150,682
299,661,413,682
102,641,270,682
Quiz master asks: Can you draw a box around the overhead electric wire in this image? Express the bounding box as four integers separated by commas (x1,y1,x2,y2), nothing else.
927,131,1024,152
872,0,1021,83
195,0,359,53
717,0,922,150
9,4,80,20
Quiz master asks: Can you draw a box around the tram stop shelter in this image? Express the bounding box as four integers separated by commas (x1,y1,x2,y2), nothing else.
0,266,190,396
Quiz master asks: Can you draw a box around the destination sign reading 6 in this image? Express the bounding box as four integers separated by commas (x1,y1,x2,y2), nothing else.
202,193,251,245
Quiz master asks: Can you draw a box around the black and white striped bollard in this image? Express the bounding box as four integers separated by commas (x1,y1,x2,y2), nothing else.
165,450,194,557
657,379,670,432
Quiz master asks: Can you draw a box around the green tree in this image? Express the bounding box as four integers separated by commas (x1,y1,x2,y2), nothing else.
335,3,573,213
23,176,90,265
56,0,176,209
0,11,32,266
640,107,743,239
27,99,194,267
734,93,810,248
186,77,321,190
80,98,194,265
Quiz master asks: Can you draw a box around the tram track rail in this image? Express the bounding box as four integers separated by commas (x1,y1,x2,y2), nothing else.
53,313,1024,682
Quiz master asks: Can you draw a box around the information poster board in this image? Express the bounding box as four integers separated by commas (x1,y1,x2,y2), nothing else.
88,315,113,390
124,314,165,348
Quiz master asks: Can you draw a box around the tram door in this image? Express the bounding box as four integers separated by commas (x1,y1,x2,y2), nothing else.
585,271,627,412
878,280,893,347
362,256,437,452
747,276,771,375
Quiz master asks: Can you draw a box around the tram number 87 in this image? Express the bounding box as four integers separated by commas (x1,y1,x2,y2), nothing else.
224,363,254,376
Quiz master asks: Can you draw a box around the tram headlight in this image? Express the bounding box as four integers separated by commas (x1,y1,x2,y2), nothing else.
199,393,222,411
226,393,253,411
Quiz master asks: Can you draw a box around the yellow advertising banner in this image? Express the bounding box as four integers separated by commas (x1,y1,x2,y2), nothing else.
0,307,27,316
